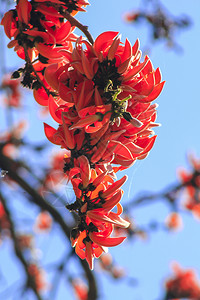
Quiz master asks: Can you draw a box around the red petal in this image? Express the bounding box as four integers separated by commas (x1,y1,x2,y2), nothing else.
132,39,140,57
94,31,119,55
140,81,165,103
33,87,49,106
101,175,127,198
123,59,149,82
90,232,126,247
48,95,62,124
45,63,59,90
44,123,60,145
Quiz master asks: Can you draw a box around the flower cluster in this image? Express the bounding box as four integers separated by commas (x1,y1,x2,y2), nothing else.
165,263,200,299
1,0,88,89
1,0,164,269
178,154,200,220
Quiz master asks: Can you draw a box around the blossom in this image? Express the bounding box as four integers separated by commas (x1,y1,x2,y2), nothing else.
34,0,90,16
68,169,129,269
165,212,183,231
44,32,164,170
165,263,200,299
1,0,164,268
1,1,77,62
34,211,52,232
178,154,200,220
45,31,164,116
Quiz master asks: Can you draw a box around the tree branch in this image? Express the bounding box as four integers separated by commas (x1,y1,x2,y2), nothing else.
0,191,43,300
0,151,98,300
60,9,94,45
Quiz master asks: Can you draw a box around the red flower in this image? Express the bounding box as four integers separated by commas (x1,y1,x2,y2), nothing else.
165,263,200,299
44,32,164,170
178,154,200,220
34,211,52,232
69,169,129,269
165,212,183,231
1,0,77,62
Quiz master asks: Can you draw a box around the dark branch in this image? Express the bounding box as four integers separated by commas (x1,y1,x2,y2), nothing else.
0,191,43,300
0,151,98,299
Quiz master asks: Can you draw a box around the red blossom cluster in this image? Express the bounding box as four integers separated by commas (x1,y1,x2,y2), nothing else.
165,263,200,299
1,0,164,269
178,154,200,220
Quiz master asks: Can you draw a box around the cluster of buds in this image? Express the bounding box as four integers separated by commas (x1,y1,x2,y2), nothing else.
1,0,164,268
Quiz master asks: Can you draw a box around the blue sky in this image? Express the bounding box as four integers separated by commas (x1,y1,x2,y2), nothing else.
1,0,200,299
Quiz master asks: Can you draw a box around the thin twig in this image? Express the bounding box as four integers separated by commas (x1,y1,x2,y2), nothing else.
60,9,94,45
124,175,196,211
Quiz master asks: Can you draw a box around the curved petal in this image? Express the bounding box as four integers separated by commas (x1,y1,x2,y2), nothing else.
90,232,126,247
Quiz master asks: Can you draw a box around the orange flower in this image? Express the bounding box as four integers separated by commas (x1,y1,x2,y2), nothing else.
34,211,52,232
34,0,90,16
178,154,200,220
45,32,164,124
69,171,129,269
1,1,76,63
165,212,183,231
44,32,163,169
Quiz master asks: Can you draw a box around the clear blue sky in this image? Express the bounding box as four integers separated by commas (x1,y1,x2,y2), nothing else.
1,0,200,299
